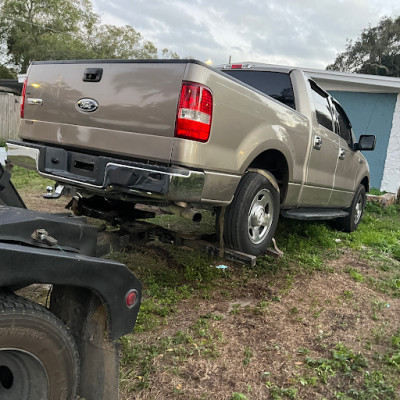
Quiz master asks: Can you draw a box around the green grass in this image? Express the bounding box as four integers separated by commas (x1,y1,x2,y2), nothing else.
243,346,253,365
252,220,343,279
386,331,400,368
266,382,299,399
9,165,54,190
302,343,397,399
263,203,400,277
368,187,387,196
111,245,226,333
231,394,250,400
346,267,365,282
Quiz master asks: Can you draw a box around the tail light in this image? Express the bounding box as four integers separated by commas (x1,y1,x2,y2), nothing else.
20,79,27,118
221,64,254,69
175,82,213,143
125,289,138,309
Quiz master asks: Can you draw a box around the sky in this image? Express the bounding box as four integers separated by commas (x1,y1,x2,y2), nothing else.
92,0,400,70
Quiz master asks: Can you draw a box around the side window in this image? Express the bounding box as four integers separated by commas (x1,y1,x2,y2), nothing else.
310,82,333,132
222,70,295,109
333,102,353,148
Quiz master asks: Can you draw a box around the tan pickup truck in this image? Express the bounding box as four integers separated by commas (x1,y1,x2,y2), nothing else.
7,60,376,256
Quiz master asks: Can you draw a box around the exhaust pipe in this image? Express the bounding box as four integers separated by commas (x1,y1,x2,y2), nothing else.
167,203,202,223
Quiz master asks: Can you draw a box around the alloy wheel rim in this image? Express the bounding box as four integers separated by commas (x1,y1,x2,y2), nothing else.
248,188,274,245
354,195,363,224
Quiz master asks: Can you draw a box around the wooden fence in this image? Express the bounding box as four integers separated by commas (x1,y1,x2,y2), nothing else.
0,93,21,141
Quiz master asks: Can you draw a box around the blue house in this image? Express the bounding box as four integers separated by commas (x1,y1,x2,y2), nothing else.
305,68,400,194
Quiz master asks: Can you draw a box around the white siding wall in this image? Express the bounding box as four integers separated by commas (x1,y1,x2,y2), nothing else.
381,94,400,193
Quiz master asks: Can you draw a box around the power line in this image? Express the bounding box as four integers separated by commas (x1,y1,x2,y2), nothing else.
12,17,75,35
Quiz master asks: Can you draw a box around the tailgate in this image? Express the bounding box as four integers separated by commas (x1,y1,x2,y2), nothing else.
21,60,188,162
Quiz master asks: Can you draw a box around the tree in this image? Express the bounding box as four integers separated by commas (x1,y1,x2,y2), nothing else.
0,0,99,72
0,0,178,73
0,64,16,78
161,48,180,60
90,25,158,60
327,16,400,77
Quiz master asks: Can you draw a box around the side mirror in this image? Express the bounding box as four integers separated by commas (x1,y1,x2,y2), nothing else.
354,135,376,151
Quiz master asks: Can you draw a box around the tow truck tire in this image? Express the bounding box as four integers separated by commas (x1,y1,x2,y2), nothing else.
224,171,280,256
0,292,79,400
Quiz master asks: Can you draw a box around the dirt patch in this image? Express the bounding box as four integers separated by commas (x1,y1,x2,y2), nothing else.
120,251,400,400
18,188,72,214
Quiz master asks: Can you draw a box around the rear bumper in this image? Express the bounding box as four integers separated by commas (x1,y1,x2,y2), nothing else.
7,141,206,203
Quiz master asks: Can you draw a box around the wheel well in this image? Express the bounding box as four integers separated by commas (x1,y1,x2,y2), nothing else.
49,285,110,336
248,150,289,203
360,176,369,193
49,285,120,398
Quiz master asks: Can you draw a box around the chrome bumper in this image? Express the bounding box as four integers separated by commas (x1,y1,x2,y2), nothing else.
7,141,206,202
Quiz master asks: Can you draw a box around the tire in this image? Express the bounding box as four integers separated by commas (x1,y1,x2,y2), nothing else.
335,184,366,232
224,171,280,256
0,292,79,400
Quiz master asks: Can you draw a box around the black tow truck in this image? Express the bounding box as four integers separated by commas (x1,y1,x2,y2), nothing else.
0,163,142,400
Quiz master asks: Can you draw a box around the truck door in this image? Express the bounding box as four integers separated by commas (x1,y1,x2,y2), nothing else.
329,101,360,207
300,81,339,207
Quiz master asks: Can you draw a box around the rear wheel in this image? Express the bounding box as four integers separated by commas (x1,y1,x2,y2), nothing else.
224,171,280,256
335,184,366,232
0,292,79,400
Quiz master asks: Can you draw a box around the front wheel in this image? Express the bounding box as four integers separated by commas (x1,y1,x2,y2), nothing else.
0,292,79,400
224,171,280,256
335,184,366,232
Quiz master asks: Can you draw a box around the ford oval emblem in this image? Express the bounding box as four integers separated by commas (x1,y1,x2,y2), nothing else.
76,98,99,113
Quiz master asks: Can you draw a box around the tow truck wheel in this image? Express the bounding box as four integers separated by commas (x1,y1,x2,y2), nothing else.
0,292,79,400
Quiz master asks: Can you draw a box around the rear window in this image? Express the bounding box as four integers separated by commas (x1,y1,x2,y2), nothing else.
222,70,295,109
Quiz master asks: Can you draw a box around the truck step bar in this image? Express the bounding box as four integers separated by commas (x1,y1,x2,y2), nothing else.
281,208,348,220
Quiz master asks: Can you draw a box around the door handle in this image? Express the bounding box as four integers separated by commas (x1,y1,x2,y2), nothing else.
313,136,322,150
339,148,346,160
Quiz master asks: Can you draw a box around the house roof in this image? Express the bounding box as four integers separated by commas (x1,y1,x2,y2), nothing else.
221,62,400,94
303,67,400,94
